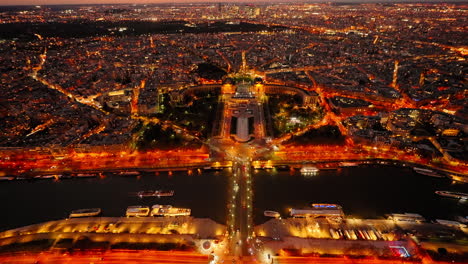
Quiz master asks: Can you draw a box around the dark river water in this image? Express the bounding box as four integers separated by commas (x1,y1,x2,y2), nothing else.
253,165,468,224
0,165,467,231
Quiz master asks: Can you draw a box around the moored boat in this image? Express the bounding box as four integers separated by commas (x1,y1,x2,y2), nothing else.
75,173,97,178
413,167,445,178
137,190,174,198
150,204,191,217
339,162,358,167
138,190,156,198
69,208,102,218
300,166,319,176
126,206,150,217
155,190,174,197
435,191,468,200
33,174,61,180
435,219,467,228
264,210,281,218
118,171,140,176
387,213,425,223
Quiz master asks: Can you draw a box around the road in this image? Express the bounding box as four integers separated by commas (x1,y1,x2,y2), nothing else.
233,161,253,256
0,250,209,264
221,154,260,264
217,76,266,263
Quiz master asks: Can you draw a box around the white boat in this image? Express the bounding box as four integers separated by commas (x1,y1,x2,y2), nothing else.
435,191,468,200
118,171,140,176
69,208,102,218
155,190,174,197
33,174,61,180
339,162,358,167
137,190,174,198
0,176,15,181
126,206,150,217
76,173,97,178
387,213,425,223
137,190,155,198
413,167,445,178
291,204,344,219
435,219,467,228
300,166,319,176
150,204,191,217
264,211,281,218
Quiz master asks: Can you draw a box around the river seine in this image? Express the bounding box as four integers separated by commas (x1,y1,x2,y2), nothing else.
1,165,467,231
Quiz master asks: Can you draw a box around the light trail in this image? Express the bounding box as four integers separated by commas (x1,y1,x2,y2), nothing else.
25,119,56,138
216,49,233,73
29,45,107,114
73,123,107,145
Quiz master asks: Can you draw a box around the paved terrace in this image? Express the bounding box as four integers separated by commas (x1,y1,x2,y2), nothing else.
0,217,225,252
254,218,468,263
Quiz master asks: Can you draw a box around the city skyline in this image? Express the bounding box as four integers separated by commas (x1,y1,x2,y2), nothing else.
1,0,467,7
